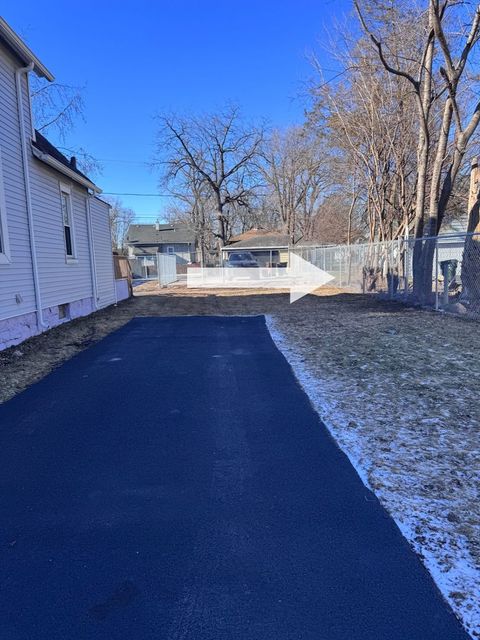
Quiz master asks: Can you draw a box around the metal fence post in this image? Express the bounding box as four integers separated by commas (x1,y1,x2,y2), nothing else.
390,240,394,299
397,237,401,293
404,239,409,299
435,237,439,311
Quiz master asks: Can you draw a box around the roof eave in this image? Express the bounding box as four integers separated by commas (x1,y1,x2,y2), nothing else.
31,145,102,193
222,245,289,251
127,240,194,245
0,17,54,81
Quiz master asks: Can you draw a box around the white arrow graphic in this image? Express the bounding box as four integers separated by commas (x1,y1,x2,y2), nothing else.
287,252,334,303
186,253,333,304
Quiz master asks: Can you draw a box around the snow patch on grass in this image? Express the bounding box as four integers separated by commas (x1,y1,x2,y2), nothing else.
266,313,480,639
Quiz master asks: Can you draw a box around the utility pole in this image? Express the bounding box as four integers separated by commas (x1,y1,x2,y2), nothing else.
467,157,480,233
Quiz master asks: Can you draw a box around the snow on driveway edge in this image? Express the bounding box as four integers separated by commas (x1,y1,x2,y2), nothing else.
265,314,478,639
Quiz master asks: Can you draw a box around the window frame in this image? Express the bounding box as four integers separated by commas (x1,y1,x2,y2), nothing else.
166,245,175,255
0,147,11,265
59,182,76,262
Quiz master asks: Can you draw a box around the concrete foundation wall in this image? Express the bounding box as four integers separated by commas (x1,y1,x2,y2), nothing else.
115,278,130,302
0,296,96,351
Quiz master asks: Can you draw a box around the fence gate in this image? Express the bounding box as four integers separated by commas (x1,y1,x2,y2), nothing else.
157,254,177,286
129,256,158,280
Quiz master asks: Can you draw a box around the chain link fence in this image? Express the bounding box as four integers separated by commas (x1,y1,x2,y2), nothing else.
129,256,159,281
129,255,179,286
293,232,480,316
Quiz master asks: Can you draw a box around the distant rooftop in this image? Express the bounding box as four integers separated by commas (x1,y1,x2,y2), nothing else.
126,223,196,245
224,232,290,249
228,228,272,243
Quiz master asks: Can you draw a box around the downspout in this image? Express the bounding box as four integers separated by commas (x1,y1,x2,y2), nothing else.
113,245,118,305
109,203,118,305
15,62,47,329
86,195,99,309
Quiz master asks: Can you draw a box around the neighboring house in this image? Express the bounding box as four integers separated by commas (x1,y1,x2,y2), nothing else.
228,228,270,244
222,231,290,266
126,223,196,271
0,18,123,351
441,216,468,235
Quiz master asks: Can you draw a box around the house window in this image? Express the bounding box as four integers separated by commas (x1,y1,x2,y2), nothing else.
166,246,175,255
0,148,10,264
60,184,75,259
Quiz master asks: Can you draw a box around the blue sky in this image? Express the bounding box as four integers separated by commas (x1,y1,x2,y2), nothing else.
2,0,352,221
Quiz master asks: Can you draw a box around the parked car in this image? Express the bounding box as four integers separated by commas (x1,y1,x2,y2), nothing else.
225,252,259,267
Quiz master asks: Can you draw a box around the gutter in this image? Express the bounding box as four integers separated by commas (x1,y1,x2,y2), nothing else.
222,245,289,251
0,17,54,81
31,146,102,193
85,196,99,310
15,62,47,330
109,203,118,306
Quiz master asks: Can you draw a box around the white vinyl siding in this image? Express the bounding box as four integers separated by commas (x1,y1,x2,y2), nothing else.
90,196,115,308
0,37,115,328
160,243,193,264
0,146,10,263
29,162,93,308
0,41,36,321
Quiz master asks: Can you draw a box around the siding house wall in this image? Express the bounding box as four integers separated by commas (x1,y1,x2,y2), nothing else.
130,243,194,264
29,162,94,308
0,41,36,324
159,243,194,264
0,38,117,350
90,196,116,308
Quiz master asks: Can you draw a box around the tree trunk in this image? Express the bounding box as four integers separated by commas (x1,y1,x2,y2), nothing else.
419,98,453,302
215,194,227,251
412,8,435,299
461,158,480,309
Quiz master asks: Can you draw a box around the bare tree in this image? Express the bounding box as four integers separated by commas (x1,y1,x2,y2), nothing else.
353,1,436,238
106,197,136,253
310,192,363,245
261,127,331,242
156,105,264,250
354,0,480,300
29,76,101,177
417,1,480,297
309,31,419,244
163,165,215,266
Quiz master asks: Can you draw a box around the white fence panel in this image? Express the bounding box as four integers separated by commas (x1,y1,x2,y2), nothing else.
158,254,177,286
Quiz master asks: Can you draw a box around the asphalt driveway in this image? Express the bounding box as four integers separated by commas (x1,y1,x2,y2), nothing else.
0,316,468,639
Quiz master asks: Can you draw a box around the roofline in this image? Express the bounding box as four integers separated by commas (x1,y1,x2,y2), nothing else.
0,17,54,81
127,241,194,245
31,145,101,193
222,245,289,251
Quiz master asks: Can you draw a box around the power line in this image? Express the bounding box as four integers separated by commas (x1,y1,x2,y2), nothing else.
102,192,170,197
97,158,150,165
315,69,349,90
